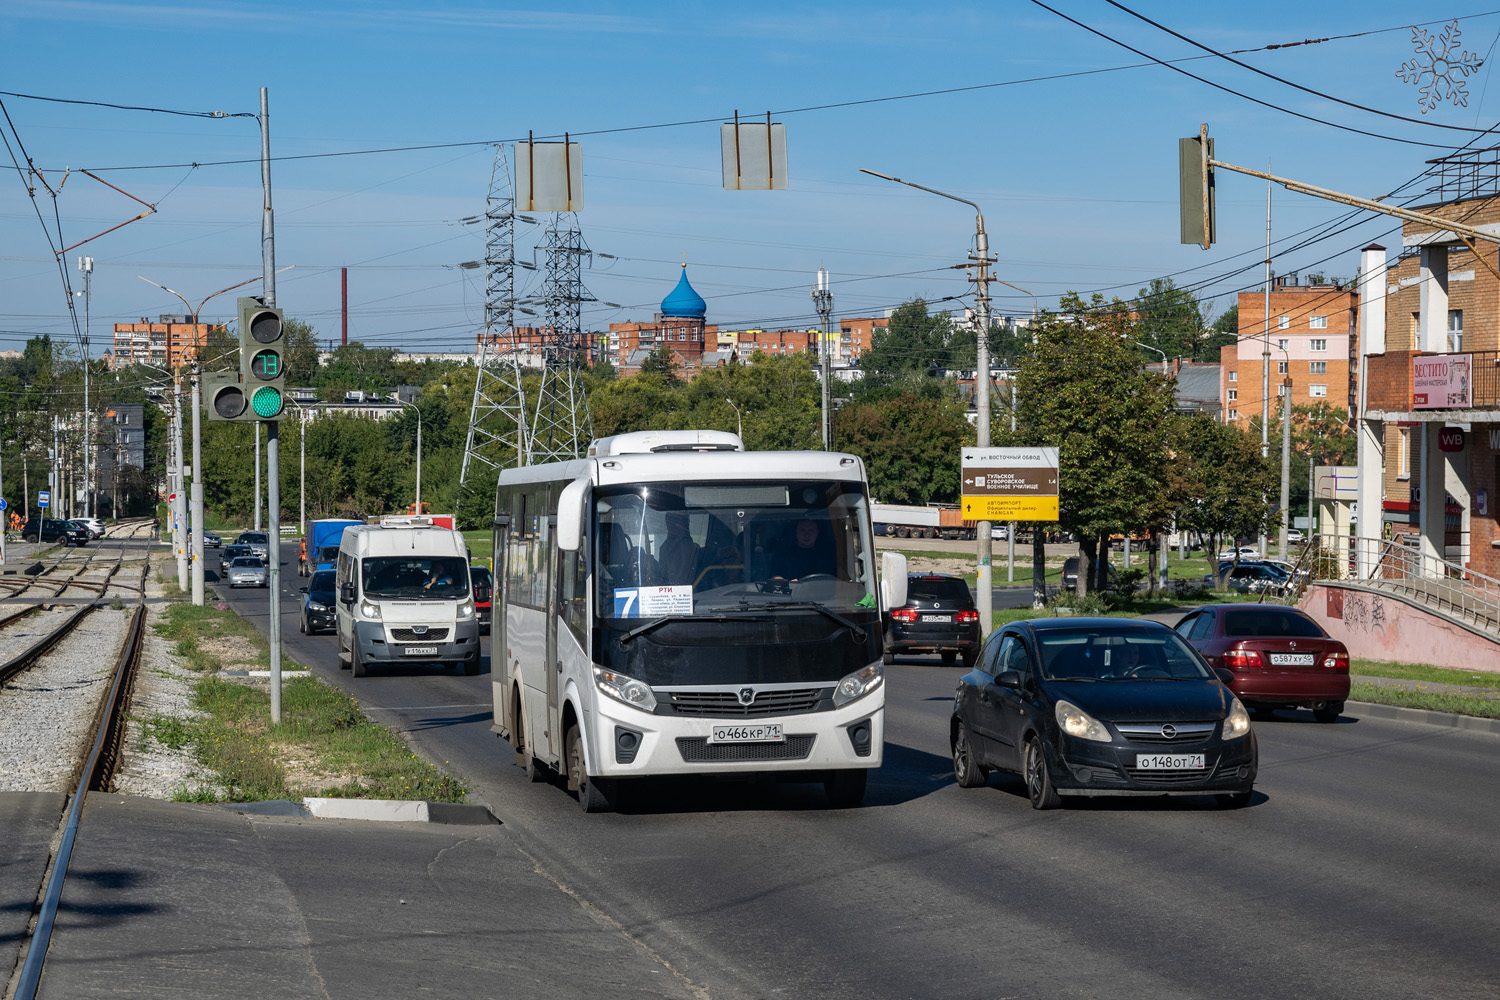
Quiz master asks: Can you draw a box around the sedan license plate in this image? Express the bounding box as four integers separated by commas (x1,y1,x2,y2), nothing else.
708,724,784,744
1136,753,1205,770
1268,653,1315,666
403,645,438,656
923,614,953,623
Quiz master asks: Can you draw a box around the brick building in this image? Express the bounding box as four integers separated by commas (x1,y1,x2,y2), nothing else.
109,315,211,370
1221,279,1359,426
1355,174,1500,582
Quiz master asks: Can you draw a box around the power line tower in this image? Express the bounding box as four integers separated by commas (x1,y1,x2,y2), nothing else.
528,213,594,463
459,145,531,492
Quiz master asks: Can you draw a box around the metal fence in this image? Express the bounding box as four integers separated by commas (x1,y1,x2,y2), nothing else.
1271,534,1500,636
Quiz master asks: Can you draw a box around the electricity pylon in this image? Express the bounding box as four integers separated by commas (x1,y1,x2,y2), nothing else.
459,145,531,492
528,214,594,463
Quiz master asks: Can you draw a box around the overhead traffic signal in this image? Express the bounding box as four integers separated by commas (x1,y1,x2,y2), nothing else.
237,296,286,419
1178,125,1215,249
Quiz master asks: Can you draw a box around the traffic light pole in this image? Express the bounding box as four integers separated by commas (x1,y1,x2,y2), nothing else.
261,85,282,727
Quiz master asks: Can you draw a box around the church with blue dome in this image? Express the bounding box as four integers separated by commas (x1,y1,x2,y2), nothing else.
609,264,734,377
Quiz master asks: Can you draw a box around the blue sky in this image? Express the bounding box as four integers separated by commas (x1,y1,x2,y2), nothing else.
3,1,1498,355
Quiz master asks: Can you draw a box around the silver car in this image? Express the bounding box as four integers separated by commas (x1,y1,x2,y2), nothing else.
226,556,268,588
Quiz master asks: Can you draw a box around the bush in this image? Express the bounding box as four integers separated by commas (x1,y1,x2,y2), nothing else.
1108,567,1146,603
1048,589,1112,616
1169,578,1211,601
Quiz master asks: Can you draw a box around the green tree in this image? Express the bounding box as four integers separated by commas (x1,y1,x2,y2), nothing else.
834,392,971,505
637,345,682,385
857,298,955,385
1170,414,1275,585
1015,293,1178,593
283,318,321,386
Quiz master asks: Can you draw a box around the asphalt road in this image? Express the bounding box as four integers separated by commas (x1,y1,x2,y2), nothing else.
216,556,1500,1000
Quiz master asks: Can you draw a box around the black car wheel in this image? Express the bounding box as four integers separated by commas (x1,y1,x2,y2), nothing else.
941,650,957,666
299,614,306,635
1024,738,1061,810
882,646,895,666
952,722,988,788
962,649,978,670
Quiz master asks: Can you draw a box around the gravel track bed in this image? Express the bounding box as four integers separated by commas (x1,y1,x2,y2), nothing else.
0,606,130,792
0,605,88,661
113,602,215,799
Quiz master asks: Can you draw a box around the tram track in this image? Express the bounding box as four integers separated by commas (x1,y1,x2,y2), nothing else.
0,520,155,603
2,521,153,1000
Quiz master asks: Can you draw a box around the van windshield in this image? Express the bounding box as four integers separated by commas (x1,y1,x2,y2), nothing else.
362,556,469,599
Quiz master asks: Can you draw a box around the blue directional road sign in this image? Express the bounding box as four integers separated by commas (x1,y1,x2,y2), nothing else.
37,491,50,509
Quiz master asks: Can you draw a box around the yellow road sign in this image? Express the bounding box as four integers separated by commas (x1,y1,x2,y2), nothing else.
962,496,1060,521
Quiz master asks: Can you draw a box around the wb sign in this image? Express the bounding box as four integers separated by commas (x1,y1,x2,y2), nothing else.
1438,427,1466,453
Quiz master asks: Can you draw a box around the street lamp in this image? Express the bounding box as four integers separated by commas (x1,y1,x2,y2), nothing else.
725,397,743,440
395,399,422,514
860,166,996,631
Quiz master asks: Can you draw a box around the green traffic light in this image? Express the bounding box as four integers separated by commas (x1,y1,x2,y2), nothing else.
251,385,283,418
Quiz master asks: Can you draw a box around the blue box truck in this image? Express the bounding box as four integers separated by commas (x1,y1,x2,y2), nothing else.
299,519,363,577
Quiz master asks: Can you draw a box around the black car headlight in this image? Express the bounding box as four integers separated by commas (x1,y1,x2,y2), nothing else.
1222,698,1251,740
1055,700,1111,743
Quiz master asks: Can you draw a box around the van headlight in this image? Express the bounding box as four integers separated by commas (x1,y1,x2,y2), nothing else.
1055,700,1111,743
594,668,657,712
834,663,884,707
359,600,382,620
1222,698,1252,740
457,599,475,619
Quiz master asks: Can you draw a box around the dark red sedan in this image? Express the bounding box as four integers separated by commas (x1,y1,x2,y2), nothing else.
1173,604,1350,723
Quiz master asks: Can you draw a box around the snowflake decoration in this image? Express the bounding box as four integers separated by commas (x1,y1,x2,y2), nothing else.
1397,20,1484,113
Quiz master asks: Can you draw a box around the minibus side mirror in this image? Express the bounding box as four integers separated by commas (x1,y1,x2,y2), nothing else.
557,478,590,552
340,582,356,605
879,552,908,610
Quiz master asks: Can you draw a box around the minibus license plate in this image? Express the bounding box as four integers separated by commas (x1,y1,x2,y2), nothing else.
709,724,783,744
404,645,438,656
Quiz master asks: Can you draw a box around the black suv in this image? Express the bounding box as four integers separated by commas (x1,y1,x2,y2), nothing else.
882,573,980,668
24,518,89,546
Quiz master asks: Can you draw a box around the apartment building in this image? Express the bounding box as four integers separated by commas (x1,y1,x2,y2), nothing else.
109,315,211,370
1221,278,1359,426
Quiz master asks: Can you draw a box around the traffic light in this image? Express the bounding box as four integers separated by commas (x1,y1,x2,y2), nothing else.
1178,126,1215,249
203,370,249,421
237,296,286,419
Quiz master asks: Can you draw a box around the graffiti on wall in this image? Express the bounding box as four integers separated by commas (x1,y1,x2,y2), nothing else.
1339,591,1388,634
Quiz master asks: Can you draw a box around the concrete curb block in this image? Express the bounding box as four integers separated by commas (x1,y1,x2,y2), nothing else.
219,798,494,824
1349,699,1500,735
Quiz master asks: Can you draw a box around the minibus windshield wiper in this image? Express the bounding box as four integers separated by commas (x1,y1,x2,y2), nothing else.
618,613,769,644
737,601,870,646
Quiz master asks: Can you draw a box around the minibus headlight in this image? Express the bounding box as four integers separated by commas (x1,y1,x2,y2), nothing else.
359,600,382,620
594,667,657,712
834,663,884,707
457,599,475,619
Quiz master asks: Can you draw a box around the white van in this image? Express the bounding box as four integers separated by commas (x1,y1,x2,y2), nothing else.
334,516,480,677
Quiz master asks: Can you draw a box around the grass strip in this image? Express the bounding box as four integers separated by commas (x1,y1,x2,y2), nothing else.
1350,682,1500,721
151,602,467,804
1352,659,1500,692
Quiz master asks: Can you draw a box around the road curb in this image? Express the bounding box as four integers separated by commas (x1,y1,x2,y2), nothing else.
1349,699,1500,735
220,798,495,824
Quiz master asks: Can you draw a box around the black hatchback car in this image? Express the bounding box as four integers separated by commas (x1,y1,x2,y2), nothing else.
950,617,1257,809
298,570,337,635
470,565,492,635
882,573,980,668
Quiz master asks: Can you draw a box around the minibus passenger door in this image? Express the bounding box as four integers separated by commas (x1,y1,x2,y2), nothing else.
544,514,561,764
491,512,511,742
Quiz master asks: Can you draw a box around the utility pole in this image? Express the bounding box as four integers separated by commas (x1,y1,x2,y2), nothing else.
261,85,282,726
173,378,187,590
190,364,204,606
78,256,93,518
1280,375,1292,560
859,167,992,631
1261,178,1272,558
812,267,833,449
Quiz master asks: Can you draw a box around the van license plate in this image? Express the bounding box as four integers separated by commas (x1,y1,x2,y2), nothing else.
708,724,783,744
404,646,438,656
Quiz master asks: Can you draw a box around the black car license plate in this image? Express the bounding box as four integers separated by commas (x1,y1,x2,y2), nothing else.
923,614,953,623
